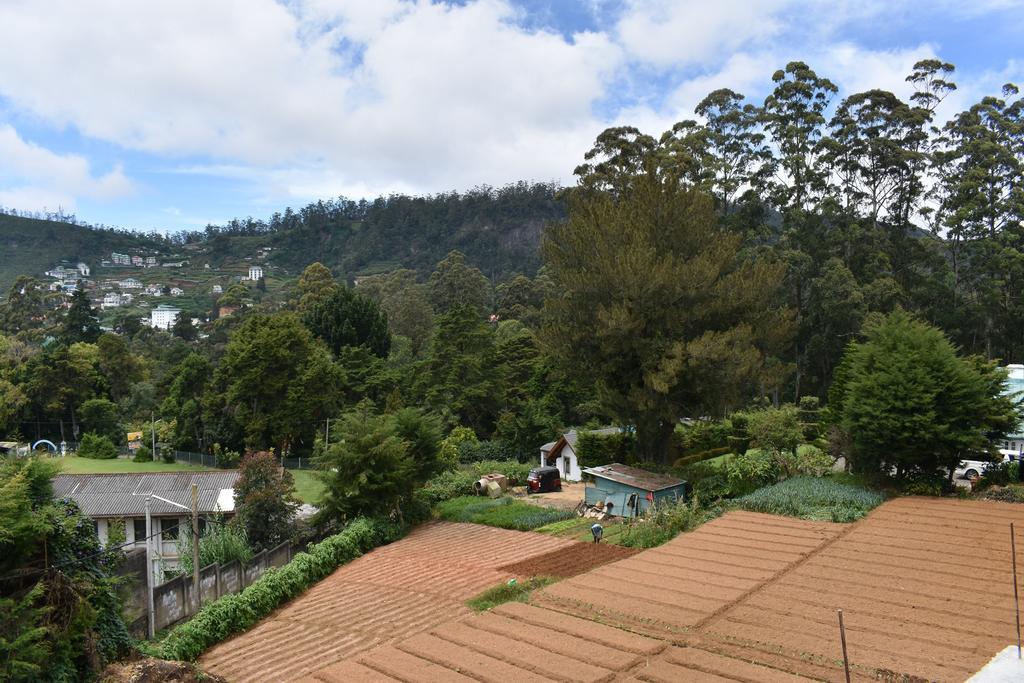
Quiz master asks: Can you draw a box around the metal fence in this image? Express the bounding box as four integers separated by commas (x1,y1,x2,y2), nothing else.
169,450,313,470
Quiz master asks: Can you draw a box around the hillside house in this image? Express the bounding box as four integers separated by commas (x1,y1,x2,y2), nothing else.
582,463,686,518
144,285,163,296
131,255,144,266
52,471,239,583
539,428,622,482
111,252,131,265
76,262,90,276
248,265,264,281
170,287,184,296
120,278,142,289
145,256,158,266
162,260,186,268
211,284,223,294
46,265,79,281
102,292,121,308
1001,364,1024,452
151,304,181,330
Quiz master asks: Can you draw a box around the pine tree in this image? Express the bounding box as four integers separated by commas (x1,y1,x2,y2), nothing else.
60,287,100,345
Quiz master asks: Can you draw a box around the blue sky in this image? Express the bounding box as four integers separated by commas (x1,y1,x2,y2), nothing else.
0,0,1020,233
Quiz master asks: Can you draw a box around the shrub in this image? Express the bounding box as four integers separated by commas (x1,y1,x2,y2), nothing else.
737,476,883,522
133,445,152,463
212,443,241,469
619,498,721,548
677,459,734,502
793,444,833,477
457,439,517,463
161,448,175,464
160,516,403,661
179,518,253,575
725,449,778,495
576,430,634,468
78,432,119,459
416,469,478,506
979,459,1020,489
469,460,532,485
981,484,1024,503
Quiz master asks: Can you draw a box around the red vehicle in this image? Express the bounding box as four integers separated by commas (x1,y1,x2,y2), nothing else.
526,466,561,493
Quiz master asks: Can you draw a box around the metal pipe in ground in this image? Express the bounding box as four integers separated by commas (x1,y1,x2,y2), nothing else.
838,609,851,683
1012,522,1021,659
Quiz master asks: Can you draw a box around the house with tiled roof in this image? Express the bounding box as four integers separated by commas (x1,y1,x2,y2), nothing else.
52,471,239,581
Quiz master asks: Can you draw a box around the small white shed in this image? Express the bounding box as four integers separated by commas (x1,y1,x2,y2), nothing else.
539,428,621,483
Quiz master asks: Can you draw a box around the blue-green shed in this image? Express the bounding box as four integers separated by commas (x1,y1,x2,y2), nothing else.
582,463,686,518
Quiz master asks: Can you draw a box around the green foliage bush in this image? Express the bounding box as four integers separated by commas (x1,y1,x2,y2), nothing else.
737,476,883,522
179,518,253,575
576,430,634,469
675,420,732,457
77,432,119,459
133,445,152,463
677,459,733,502
468,460,532,485
434,496,573,531
161,516,403,661
457,439,517,464
619,499,722,548
725,448,778,495
416,469,478,506
979,459,1020,489
793,444,833,477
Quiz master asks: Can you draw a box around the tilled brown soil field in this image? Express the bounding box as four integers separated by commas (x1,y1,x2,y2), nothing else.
498,542,639,577
700,497,1024,682
201,499,1024,682
199,522,630,682
531,510,845,637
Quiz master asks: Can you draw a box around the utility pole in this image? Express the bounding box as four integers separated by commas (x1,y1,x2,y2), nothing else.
192,483,200,616
151,412,156,458
325,418,330,446
145,497,155,639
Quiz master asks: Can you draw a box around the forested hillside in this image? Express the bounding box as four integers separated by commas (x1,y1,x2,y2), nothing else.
0,182,563,294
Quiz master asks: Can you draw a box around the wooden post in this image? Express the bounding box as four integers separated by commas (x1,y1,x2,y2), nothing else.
838,609,851,683
1012,522,1021,659
191,483,200,615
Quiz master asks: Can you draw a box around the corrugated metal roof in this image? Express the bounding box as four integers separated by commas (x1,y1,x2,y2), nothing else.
52,471,240,518
582,463,684,492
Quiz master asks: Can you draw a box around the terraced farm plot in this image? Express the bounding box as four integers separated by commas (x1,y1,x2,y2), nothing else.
532,510,845,637
701,497,1024,682
199,522,625,682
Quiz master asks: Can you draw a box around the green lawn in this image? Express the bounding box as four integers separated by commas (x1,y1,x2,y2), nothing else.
291,470,324,505
57,455,213,474
55,456,324,505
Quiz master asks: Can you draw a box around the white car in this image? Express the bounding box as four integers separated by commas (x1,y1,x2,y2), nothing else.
954,453,1014,480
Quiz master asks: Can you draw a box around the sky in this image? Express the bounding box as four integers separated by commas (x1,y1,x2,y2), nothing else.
0,0,1021,233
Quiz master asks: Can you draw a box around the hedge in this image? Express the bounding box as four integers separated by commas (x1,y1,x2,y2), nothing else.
159,516,402,661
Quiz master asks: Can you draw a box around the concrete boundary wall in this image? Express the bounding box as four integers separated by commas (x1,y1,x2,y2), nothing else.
152,541,291,631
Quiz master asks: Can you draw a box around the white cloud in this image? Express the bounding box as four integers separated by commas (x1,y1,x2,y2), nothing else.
0,0,1017,219
615,0,795,68
0,124,133,210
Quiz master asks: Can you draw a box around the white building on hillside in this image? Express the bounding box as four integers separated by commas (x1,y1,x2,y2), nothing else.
169,287,184,296
120,278,142,289
151,304,181,330
248,265,264,281
76,262,90,277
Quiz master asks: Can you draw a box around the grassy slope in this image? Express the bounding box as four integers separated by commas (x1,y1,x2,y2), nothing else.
56,455,323,504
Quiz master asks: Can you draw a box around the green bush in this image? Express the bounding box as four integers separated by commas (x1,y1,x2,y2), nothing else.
160,516,403,661
133,445,152,463
576,430,634,468
979,460,1020,489
78,432,119,459
793,444,833,477
619,498,721,548
469,460,532,485
179,518,253,575
416,469,478,505
435,496,573,531
161,448,175,464
677,459,733,502
725,449,778,495
737,476,883,522
457,439,517,464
